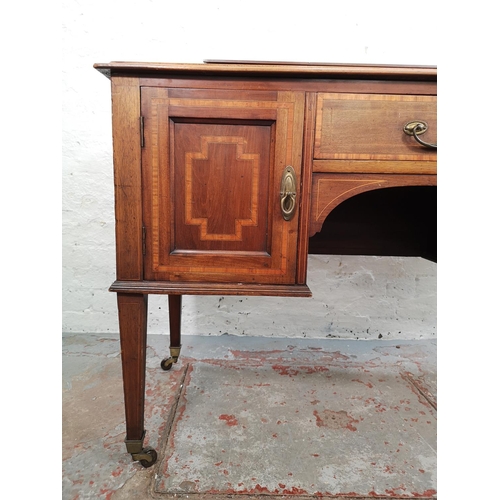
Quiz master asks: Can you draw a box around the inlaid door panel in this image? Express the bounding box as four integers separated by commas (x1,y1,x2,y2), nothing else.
141,87,305,284
173,122,270,253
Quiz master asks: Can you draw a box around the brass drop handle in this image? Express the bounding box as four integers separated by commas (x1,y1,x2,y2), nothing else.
404,120,437,149
280,166,297,221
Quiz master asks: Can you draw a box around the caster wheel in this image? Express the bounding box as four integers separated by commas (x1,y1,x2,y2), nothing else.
161,358,173,371
139,447,157,468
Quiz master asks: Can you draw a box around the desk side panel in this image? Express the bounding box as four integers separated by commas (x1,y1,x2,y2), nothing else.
111,77,143,280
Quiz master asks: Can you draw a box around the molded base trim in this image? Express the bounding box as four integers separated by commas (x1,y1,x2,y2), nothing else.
109,280,312,297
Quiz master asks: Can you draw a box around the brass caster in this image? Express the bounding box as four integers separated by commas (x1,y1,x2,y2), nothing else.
125,432,158,468
161,357,174,371
132,447,158,468
161,346,181,371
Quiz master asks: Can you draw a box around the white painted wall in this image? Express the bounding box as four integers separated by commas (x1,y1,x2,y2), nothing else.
62,0,437,339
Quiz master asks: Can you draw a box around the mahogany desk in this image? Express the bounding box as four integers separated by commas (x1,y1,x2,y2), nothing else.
94,61,437,466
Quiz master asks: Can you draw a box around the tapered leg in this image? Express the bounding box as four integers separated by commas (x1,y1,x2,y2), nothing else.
161,295,182,371
117,293,157,467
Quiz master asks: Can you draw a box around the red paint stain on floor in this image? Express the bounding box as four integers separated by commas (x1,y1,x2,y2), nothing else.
314,409,359,432
110,466,123,477
415,489,438,497
367,488,438,498
219,414,238,426
272,365,299,376
207,484,309,496
272,365,330,377
320,350,350,361
229,349,287,359
281,486,309,495
352,378,374,388
98,489,113,500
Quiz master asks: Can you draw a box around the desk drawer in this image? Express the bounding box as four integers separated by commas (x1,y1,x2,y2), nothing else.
314,93,436,172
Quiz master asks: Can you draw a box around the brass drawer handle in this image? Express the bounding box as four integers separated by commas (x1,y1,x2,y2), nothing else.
280,166,297,221
404,120,437,149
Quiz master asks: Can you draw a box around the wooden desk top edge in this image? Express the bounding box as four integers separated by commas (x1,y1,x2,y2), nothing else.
93,61,437,81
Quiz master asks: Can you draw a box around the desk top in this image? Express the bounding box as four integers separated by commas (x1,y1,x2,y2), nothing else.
93,61,437,81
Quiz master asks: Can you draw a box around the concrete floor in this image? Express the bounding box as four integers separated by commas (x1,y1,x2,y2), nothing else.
62,333,436,499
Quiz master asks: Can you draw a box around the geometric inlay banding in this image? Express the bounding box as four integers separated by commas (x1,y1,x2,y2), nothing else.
185,136,260,241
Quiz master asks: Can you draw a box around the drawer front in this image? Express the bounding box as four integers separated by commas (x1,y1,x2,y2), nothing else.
314,93,437,162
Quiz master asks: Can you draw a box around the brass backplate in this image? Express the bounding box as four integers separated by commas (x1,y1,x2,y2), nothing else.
404,120,428,136
280,166,297,221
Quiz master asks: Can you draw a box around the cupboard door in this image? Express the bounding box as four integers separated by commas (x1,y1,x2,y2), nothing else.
141,88,305,284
